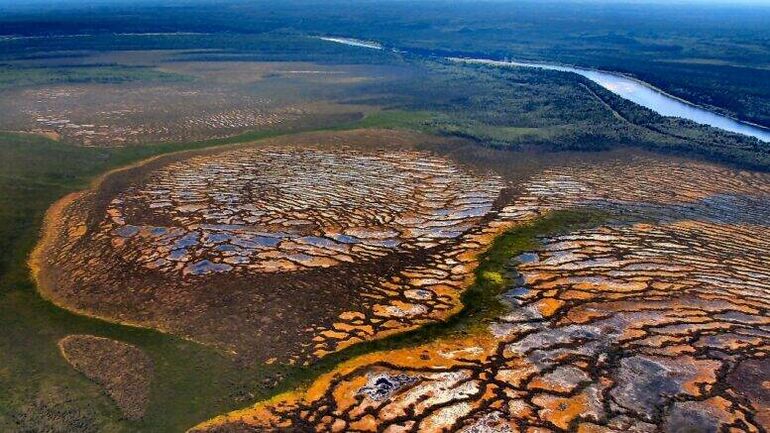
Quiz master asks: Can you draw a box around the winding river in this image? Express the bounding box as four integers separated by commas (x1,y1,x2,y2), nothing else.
319,36,770,142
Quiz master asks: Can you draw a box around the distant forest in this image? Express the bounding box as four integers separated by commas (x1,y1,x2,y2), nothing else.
1,0,768,169
2,0,769,127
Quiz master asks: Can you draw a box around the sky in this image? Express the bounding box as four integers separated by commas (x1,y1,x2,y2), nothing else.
2,0,770,4
2,0,770,12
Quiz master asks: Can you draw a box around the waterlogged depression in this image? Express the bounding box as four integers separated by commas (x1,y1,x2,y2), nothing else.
192,149,770,433
33,130,508,363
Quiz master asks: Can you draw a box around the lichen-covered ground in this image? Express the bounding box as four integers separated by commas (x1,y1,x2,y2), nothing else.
190,155,770,432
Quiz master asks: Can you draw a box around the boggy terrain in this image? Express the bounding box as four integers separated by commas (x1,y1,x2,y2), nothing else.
190,152,770,432
29,128,770,432
3,3,770,432
32,129,510,363
0,55,399,147
58,335,154,420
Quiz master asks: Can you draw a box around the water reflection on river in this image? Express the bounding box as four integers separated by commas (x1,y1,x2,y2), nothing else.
317,36,770,142
453,57,770,142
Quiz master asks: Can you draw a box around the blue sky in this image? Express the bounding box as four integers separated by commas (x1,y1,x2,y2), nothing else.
2,0,770,3
2,0,770,11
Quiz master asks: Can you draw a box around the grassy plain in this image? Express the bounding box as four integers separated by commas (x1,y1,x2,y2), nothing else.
0,64,186,90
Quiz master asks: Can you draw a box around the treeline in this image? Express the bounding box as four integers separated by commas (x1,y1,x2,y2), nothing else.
0,32,398,64
352,58,770,171
3,0,769,127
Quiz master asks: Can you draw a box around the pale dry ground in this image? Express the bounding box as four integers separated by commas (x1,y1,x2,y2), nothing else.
191,155,770,433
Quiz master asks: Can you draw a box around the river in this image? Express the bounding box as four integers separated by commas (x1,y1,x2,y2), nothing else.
319,36,770,142
318,37,383,50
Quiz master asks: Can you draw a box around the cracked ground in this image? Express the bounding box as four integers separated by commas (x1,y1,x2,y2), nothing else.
32,130,770,432
33,130,508,363
188,153,770,433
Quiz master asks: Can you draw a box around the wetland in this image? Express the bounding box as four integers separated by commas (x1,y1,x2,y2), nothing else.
2,2,770,432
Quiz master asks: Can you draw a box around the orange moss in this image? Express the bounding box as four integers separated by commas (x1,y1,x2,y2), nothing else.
534,298,565,317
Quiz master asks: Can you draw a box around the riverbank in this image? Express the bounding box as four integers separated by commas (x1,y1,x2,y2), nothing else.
320,36,770,142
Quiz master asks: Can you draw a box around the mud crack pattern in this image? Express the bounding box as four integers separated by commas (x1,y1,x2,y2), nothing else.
34,131,506,363
191,155,770,433
103,147,503,275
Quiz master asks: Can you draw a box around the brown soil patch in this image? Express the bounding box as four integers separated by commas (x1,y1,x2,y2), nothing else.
58,335,153,420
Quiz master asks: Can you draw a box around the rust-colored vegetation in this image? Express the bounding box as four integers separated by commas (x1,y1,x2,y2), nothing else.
191,154,770,433
35,130,508,364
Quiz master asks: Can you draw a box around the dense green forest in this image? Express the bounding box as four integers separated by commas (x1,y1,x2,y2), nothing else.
373,58,770,169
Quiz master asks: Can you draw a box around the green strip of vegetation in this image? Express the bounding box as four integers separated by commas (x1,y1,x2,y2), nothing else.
0,118,605,432
279,209,609,384
346,111,557,144
350,110,445,131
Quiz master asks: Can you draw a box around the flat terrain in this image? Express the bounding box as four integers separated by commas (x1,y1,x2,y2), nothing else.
34,129,507,363
0,53,407,146
192,150,770,433
1,3,769,432
58,335,153,420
